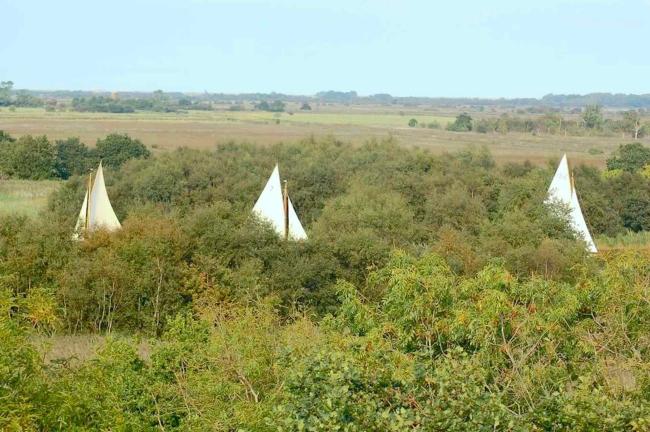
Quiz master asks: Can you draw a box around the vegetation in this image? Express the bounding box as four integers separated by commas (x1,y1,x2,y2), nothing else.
1,132,650,429
2,248,650,430
607,142,650,173
0,131,150,179
254,100,286,112
447,113,473,132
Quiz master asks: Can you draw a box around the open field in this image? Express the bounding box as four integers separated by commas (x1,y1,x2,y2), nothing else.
2,107,645,166
0,179,60,217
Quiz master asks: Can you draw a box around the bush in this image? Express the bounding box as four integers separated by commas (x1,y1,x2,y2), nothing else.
606,142,650,173
447,112,473,132
54,137,93,179
0,135,57,179
96,133,151,169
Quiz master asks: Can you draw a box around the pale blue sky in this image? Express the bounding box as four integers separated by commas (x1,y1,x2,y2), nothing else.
1,0,648,97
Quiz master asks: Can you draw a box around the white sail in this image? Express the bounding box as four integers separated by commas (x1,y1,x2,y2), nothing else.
253,165,285,234
88,162,121,231
570,187,598,253
73,162,121,239
546,154,597,253
72,191,88,240
547,155,573,204
252,164,308,240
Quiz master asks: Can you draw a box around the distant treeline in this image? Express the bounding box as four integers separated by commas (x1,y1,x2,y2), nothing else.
409,107,649,139
5,79,650,108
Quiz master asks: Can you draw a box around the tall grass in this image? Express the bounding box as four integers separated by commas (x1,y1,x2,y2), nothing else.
597,230,650,250
0,179,60,217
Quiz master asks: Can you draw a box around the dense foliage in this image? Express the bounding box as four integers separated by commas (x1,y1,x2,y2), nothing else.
1,138,650,430
0,132,150,179
1,250,649,430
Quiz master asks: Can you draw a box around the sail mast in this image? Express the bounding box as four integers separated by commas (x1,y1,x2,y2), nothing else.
283,179,289,240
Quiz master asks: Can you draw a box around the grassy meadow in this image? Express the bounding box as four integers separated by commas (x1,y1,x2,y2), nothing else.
0,179,60,217
1,106,641,166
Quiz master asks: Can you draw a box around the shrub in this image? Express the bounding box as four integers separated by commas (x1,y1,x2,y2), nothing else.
447,112,473,132
95,133,151,169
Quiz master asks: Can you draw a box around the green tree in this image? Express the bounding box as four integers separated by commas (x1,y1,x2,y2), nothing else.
621,195,650,232
582,104,604,129
255,100,285,112
95,133,151,169
606,142,650,172
54,137,93,179
447,112,473,132
0,80,13,105
5,135,57,179
408,118,418,127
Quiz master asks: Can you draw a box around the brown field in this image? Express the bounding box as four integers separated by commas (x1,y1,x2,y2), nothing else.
1,107,644,167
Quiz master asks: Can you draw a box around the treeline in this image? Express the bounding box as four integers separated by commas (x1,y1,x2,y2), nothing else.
0,132,150,179
71,92,212,113
417,107,650,139
13,81,650,110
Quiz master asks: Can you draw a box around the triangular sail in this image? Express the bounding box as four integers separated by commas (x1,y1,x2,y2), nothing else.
252,164,308,240
73,162,121,239
569,187,597,253
287,196,308,240
547,155,572,203
72,191,88,240
253,165,285,234
546,154,597,253
88,162,121,231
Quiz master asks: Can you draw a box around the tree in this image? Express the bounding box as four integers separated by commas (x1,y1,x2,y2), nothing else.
300,102,312,110
447,113,473,132
0,80,13,105
408,118,418,127
5,135,57,179
582,104,603,129
621,195,650,232
54,137,93,179
606,142,650,172
254,100,285,112
622,110,644,139
95,133,151,169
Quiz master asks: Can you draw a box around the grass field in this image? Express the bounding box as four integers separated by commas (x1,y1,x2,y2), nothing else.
2,107,644,166
596,231,650,251
0,179,60,217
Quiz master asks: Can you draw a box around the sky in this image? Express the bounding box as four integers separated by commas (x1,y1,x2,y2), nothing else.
1,0,649,98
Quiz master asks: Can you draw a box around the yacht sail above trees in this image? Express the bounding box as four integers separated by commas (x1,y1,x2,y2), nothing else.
73,161,121,240
252,164,307,240
546,154,597,253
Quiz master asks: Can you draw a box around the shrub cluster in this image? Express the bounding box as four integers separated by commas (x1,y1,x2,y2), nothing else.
2,138,649,335
2,250,649,430
1,138,650,429
0,132,151,179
